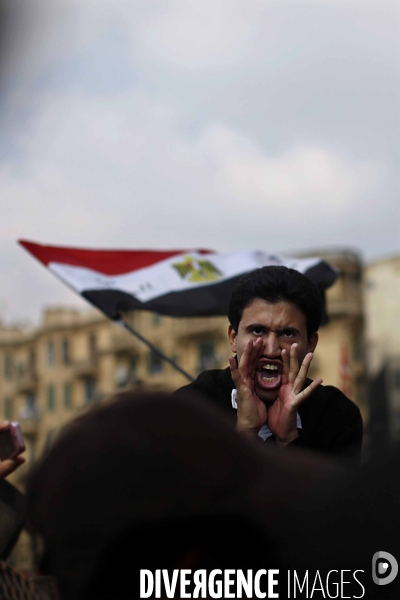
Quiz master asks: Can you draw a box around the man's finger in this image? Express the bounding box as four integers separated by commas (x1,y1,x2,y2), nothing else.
229,354,254,390
239,337,262,380
289,343,299,385
0,421,10,432
250,337,264,377
229,355,241,385
293,378,323,408
237,340,253,376
281,348,289,386
293,352,313,395
228,355,238,372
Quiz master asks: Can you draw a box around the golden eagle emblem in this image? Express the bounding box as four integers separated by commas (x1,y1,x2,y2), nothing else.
172,256,223,283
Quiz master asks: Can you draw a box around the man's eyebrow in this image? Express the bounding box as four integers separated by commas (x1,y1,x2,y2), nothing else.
245,323,268,331
244,324,302,335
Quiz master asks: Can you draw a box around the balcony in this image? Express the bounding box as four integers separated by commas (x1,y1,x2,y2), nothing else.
110,333,139,355
72,357,98,378
174,317,227,342
326,278,363,318
15,369,38,394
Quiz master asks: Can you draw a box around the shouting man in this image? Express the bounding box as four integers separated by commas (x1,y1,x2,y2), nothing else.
176,266,363,465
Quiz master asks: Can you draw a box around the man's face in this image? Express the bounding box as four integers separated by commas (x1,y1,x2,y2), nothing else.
228,299,318,403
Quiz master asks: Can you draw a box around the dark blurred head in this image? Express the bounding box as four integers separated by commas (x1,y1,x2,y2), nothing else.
27,391,281,599
27,390,342,599
228,266,323,338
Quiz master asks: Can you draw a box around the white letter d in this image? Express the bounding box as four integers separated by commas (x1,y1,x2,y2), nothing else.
140,570,154,598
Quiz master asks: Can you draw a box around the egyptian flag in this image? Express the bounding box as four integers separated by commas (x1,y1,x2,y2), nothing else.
19,240,337,321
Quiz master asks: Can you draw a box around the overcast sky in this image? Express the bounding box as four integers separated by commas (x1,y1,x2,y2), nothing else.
0,0,399,324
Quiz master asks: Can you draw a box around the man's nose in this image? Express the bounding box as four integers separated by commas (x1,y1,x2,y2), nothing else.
263,333,281,357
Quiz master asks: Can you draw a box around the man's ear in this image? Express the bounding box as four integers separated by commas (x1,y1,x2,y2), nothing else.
228,325,237,353
308,332,318,353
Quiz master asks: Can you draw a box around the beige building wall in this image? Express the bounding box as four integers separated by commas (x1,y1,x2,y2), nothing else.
365,255,400,375
292,250,366,424
365,254,400,440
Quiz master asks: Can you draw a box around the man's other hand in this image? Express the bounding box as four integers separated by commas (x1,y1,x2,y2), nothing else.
267,344,322,446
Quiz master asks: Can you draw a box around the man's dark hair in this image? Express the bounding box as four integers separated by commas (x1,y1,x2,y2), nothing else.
228,266,323,338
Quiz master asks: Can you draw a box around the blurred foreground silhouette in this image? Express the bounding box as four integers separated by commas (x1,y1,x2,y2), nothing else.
25,391,399,599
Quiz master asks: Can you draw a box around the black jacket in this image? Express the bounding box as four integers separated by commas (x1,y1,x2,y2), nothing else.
176,367,363,466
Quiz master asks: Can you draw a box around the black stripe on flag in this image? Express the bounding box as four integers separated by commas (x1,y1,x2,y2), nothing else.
82,274,245,320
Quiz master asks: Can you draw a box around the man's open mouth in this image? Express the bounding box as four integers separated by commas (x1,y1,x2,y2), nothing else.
256,361,282,390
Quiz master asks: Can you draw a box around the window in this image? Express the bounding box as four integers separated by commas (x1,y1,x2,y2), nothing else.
47,384,56,411
84,377,97,402
152,313,161,326
4,353,12,379
23,393,38,419
4,397,12,420
115,356,138,388
130,355,137,375
47,341,55,367
148,349,163,375
29,349,36,370
63,382,72,410
198,340,216,371
115,363,129,388
16,361,25,376
89,334,97,361
62,338,70,364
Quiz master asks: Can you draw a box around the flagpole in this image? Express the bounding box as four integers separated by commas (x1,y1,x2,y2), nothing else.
117,315,195,382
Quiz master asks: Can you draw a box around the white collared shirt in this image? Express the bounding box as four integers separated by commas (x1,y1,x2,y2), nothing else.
231,389,303,441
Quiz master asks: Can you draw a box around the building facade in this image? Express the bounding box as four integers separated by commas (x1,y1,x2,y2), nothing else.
365,254,400,446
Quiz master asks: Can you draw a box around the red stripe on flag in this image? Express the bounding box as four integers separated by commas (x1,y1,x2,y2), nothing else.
19,240,214,276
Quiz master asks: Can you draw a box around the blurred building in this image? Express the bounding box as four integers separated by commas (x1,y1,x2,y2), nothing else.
0,248,367,573
296,249,366,425
365,254,400,447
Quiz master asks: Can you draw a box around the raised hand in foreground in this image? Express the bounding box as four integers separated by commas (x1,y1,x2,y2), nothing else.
0,422,25,479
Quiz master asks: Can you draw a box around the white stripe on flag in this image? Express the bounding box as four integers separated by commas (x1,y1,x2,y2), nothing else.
49,251,322,303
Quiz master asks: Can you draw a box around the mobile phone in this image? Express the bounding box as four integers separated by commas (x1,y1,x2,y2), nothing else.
0,422,26,461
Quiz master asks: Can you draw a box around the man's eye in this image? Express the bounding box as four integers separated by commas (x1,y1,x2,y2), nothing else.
281,330,295,337
252,328,263,336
